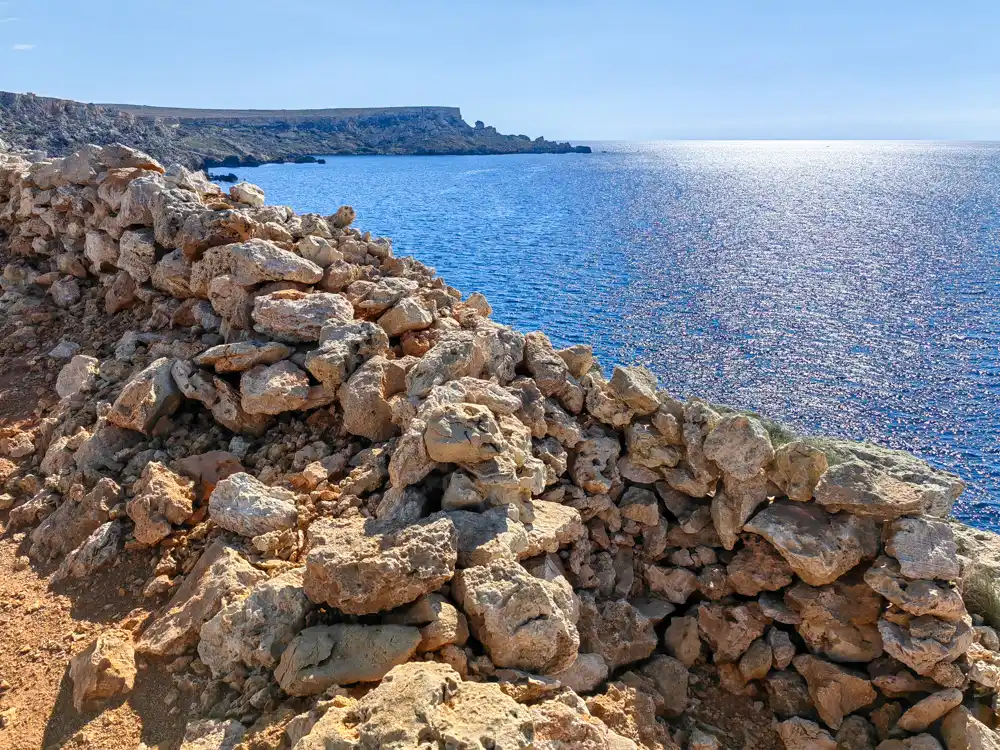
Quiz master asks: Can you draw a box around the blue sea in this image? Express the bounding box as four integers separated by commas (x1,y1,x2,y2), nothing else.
214,142,1000,532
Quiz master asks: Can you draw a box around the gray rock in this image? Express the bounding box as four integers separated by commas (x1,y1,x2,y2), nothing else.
885,516,960,581
208,472,298,537
106,357,182,434
275,624,421,696
252,290,354,343
56,355,99,399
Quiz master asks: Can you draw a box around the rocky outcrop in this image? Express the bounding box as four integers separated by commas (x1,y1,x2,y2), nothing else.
0,92,591,170
0,142,996,750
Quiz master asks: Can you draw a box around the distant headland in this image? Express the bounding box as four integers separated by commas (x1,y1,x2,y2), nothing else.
0,91,591,170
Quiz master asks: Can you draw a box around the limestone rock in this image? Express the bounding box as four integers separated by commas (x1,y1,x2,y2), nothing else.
646,566,698,605
30,477,117,561
240,360,311,415
664,615,702,667
208,472,298,537
424,402,508,464
784,577,884,663
137,541,266,656
229,238,322,285
792,654,877,729
338,355,399,441
194,341,292,373
56,354,99,399
885,517,960,581
711,471,769,550
379,295,434,337
940,705,1000,750
896,688,964,733
230,182,265,207
384,593,469,653
117,227,158,283
814,456,962,521
454,558,580,674
638,655,690,718
744,500,878,586
523,500,586,557
210,375,271,436
275,624,421,696
769,439,829,501
776,718,837,750
305,515,457,614
578,596,658,672
198,568,311,677
697,602,769,663
878,613,974,676
530,696,639,750
949,520,1000,628
550,653,610,694
53,521,126,582
876,737,944,750
127,461,195,545
864,556,966,621
294,662,533,750
447,505,529,568
304,319,390,389
702,414,774,480
69,630,136,712
585,681,676,750
727,536,794,596
107,357,182,435
252,290,355,343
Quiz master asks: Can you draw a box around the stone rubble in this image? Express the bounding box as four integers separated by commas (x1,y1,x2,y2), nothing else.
0,143,997,750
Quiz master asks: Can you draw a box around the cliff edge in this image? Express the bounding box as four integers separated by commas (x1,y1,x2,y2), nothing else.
0,91,591,169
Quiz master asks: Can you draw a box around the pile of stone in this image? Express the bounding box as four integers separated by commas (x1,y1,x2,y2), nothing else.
1,143,999,750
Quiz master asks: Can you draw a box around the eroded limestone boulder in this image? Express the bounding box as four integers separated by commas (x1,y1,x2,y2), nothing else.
107,357,182,435
792,654,877,729
69,630,136,712
208,472,298,537
127,461,195,545
305,515,457,614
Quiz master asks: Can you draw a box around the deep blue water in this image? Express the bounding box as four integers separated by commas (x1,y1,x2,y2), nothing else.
215,142,1000,532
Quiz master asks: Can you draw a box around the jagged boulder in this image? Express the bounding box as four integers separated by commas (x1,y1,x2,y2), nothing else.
107,357,182,434
305,515,457,614
208,472,298,537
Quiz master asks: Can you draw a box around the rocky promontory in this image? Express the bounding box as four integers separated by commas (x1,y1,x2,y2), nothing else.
0,91,591,170
0,143,998,750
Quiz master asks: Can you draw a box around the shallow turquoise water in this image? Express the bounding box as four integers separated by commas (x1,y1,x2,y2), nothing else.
215,141,1000,531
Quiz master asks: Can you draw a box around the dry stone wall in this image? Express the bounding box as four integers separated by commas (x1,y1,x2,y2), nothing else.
1,143,999,750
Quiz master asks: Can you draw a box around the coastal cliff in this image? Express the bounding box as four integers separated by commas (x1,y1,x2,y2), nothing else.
0,143,998,749
0,91,591,169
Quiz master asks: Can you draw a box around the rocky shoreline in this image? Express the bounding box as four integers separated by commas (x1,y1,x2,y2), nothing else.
0,92,591,171
0,143,998,749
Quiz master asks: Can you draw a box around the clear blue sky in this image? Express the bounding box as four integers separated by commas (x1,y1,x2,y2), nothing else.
3,0,999,140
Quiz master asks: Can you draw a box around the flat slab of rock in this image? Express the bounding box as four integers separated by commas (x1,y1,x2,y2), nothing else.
137,541,266,657
304,515,457,614
194,341,292,373
454,558,579,674
744,500,878,586
275,623,421,696
227,238,323,286
208,472,298,537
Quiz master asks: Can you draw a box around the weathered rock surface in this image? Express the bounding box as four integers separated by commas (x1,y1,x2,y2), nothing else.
127,461,195,545
208,472,298,537
454,558,580,674
198,568,311,677
744,500,878,586
792,654,877,729
69,631,136,712
940,705,1000,750
304,515,457,614
106,357,182,434
275,624,421,696
578,596,658,672
137,541,266,656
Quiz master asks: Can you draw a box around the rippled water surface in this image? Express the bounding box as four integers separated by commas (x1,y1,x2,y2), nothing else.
219,142,1000,531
